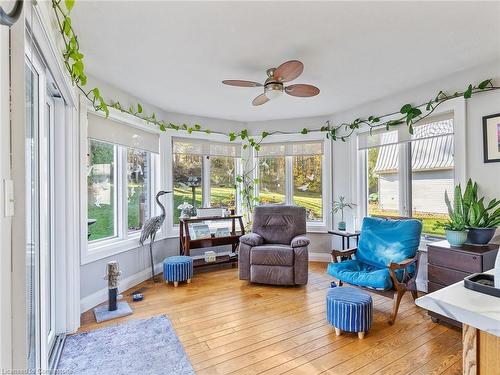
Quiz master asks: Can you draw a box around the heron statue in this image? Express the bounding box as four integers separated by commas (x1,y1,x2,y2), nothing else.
140,190,171,282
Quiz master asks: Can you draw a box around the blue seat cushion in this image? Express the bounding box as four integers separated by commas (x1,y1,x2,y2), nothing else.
327,259,394,290
356,217,422,269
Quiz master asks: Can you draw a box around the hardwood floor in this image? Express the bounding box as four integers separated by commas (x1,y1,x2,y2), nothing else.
80,262,462,374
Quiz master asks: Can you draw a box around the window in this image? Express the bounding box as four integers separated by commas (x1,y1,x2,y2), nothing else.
86,113,159,247
257,141,324,223
259,156,285,204
87,140,117,241
127,148,151,233
210,156,236,208
172,138,241,224
293,155,323,221
364,131,400,218
172,153,203,224
410,119,454,236
359,116,454,236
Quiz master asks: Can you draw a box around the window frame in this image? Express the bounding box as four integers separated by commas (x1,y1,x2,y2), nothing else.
255,132,332,232
165,132,243,237
81,108,161,264
355,98,466,238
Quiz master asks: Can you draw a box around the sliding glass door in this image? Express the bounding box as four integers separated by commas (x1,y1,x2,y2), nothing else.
25,55,39,372
25,47,57,370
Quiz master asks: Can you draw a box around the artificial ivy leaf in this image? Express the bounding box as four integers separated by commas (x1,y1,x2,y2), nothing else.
159,123,166,132
400,104,412,114
229,132,236,141
80,74,87,86
406,112,413,125
464,84,473,99
434,90,444,103
409,125,414,135
63,17,71,36
261,131,269,138
301,128,308,134
243,144,248,150
205,129,211,134
426,101,432,111
240,129,248,140
187,127,193,134
65,0,75,12
92,87,100,98
254,145,260,151
477,79,491,90
194,124,201,130
371,117,380,123
137,103,143,113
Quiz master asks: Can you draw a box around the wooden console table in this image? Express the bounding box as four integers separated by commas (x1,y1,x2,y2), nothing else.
179,215,245,268
427,240,498,327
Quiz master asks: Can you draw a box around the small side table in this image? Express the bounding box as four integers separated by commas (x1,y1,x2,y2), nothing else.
328,230,360,250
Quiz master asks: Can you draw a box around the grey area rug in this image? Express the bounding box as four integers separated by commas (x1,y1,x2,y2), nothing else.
58,315,195,375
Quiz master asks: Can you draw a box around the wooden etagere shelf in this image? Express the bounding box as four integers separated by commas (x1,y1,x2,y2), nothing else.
179,215,245,268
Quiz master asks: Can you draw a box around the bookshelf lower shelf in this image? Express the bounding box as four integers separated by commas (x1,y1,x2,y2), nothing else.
192,254,238,268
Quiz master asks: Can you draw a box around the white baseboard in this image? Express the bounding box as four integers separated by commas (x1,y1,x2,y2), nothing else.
309,252,331,262
80,262,164,314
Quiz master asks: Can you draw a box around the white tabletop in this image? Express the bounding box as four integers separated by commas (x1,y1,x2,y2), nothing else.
416,270,500,337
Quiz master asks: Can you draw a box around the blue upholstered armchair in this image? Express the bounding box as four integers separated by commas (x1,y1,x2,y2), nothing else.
327,217,422,324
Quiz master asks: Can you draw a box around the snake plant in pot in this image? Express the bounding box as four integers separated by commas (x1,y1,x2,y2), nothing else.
462,179,500,245
439,184,468,246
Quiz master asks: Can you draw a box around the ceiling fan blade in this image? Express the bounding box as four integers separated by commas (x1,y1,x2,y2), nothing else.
252,93,270,106
274,60,304,82
222,80,263,87
285,84,320,97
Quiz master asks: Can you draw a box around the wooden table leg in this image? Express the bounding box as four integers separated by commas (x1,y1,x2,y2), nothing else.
463,324,477,375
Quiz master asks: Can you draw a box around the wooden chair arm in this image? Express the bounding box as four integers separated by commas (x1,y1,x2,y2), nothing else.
330,248,357,263
388,250,422,291
388,256,418,271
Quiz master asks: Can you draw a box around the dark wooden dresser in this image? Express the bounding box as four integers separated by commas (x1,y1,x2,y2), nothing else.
427,240,499,326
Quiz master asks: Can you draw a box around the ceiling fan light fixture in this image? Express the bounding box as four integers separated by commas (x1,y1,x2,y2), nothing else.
264,83,283,100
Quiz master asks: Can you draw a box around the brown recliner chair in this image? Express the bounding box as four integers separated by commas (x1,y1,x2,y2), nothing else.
238,205,309,286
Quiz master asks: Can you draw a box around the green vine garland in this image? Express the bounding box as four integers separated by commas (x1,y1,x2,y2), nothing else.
52,0,499,220
51,0,499,149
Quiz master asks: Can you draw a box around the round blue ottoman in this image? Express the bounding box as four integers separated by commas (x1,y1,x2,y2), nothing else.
163,256,193,287
326,287,373,339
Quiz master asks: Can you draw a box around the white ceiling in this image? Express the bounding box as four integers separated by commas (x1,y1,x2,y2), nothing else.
71,1,500,122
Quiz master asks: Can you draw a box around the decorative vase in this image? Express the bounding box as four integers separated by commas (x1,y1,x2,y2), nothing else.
338,221,346,231
445,230,468,247
466,227,496,245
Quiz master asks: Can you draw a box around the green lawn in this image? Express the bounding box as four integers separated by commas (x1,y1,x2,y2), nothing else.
368,203,447,237
89,186,446,240
88,184,146,241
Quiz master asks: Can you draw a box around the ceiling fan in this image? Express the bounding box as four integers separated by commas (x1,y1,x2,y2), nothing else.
222,60,320,106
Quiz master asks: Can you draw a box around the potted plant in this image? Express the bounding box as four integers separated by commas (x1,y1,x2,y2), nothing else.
438,184,468,247
331,196,356,231
462,179,500,245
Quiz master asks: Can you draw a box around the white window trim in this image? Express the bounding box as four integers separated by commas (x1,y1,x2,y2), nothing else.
81,107,163,265
353,97,466,233
254,132,332,233
163,131,243,237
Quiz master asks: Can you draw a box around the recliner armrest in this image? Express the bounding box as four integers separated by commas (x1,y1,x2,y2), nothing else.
239,233,264,247
291,235,310,248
